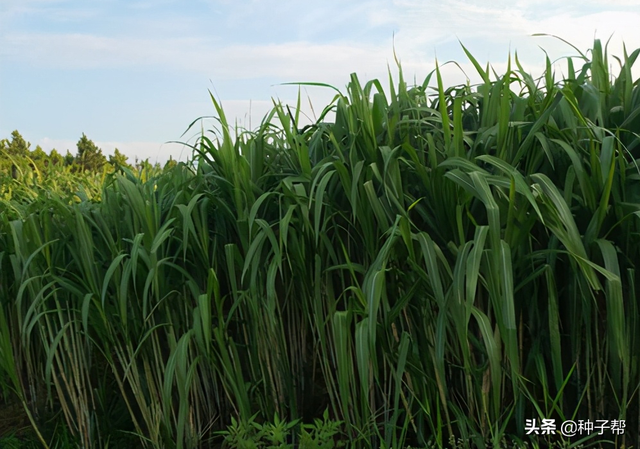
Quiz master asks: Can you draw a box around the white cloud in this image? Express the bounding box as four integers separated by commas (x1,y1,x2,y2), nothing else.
3,0,639,84
370,0,640,50
37,137,77,154
5,4,637,85
373,1,640,83
0,0,98,24
100,140,193,164
2,32,386,78
2,33,206,69
210,42,389,81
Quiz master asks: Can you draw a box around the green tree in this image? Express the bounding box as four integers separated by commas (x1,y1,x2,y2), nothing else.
7,130,30,157
30,145,48,170
76,133,106,172
1,131,31,175
64,150,75,166
0,138,8,173
108,148,130,169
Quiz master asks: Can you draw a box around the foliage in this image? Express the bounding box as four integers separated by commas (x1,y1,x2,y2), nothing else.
1,38,640,449
299,410,345,449
0,433,41,449
75,133,107,171
217,410,343,449
109,147,131,169
0,131,130,180
1,130,31,157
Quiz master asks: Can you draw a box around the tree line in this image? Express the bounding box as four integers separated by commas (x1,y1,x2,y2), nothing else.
0,130,177,177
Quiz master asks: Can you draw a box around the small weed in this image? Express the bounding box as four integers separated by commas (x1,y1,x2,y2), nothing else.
217,409,344,449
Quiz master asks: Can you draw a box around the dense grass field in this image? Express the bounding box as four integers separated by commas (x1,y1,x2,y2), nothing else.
1,39,640,449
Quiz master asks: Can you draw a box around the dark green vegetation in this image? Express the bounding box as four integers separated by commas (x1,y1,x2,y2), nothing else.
1,38,640,448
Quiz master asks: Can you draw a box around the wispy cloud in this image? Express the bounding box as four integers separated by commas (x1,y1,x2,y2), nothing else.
1,0,99,24
2,33,207,69
1,31,396,90
370,0,640,79
4,0,639,80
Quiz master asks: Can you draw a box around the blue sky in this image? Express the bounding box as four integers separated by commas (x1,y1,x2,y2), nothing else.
2,0,640,164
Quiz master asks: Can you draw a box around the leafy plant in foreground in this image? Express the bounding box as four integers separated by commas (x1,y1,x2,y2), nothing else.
217,410,344,449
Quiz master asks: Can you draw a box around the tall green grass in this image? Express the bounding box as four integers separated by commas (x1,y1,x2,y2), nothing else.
1,38,639,448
